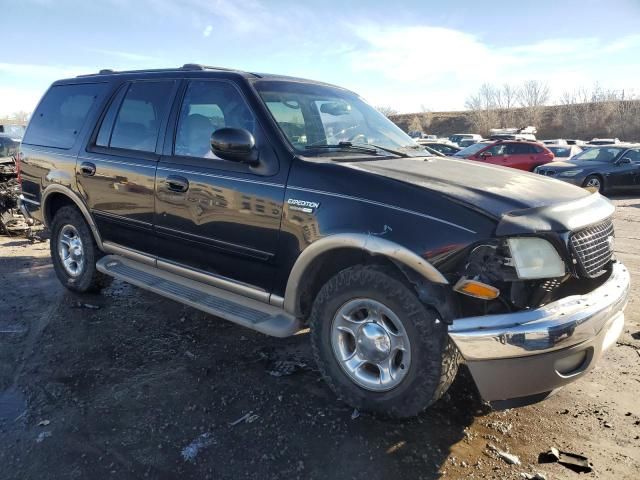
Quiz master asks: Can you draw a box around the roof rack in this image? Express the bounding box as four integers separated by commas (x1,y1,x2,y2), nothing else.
77,64,245,77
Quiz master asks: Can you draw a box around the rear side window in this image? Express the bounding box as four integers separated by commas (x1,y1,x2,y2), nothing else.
23,83,106,149
506,143,537,154
103,81,174,153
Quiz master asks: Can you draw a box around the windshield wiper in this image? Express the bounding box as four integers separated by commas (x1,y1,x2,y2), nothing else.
363,143,410,158
305,141,379,155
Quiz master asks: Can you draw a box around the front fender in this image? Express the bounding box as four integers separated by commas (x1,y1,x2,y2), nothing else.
282,233,448,315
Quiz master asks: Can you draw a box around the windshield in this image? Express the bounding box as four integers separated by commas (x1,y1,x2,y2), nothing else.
254,80,422,156
455,142,487,156
572,147,624,162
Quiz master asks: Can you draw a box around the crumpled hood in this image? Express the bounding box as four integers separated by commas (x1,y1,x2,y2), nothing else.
345,156,591,219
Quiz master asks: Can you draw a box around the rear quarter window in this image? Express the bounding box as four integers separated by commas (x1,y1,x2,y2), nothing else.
23,83,107,149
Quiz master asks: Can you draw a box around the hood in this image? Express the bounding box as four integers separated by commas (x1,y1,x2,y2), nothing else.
345,157,591,219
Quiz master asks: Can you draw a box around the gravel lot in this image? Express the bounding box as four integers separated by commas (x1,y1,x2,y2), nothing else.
1,197,638,480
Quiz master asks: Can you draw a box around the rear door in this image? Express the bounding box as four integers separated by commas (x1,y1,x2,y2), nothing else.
154,79,286,293
78,79,178,252
502,142,538,170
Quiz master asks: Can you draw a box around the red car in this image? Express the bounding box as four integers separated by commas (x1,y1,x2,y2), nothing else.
454,140,554,171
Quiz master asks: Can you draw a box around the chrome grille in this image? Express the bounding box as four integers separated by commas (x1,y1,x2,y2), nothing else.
570,219,614,278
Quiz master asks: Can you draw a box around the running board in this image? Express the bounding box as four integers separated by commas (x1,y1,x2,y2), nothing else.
96,255,302,337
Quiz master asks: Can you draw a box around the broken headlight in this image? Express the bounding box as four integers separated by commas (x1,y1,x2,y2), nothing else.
507,238,565,279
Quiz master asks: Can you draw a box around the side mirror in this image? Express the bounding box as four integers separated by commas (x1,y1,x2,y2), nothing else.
211,128,259,165
480,151,493,158
616,157,632,165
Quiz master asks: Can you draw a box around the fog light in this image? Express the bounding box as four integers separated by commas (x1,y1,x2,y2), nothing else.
602,313,624,352
453,278,500,300
555,350,588,375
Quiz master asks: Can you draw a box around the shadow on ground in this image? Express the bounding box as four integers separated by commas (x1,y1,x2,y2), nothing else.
0,252,487,480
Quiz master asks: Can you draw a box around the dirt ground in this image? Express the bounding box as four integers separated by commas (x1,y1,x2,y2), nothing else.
1,197,638,480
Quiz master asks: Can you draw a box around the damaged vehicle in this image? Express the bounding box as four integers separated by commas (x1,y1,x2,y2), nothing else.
18,65,630,417
0,134,29,234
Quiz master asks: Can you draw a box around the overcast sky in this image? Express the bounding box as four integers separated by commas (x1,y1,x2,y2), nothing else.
2,0,640,116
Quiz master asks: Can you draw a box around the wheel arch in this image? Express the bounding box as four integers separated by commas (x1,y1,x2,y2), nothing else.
283,234,448,318
42,185,104,250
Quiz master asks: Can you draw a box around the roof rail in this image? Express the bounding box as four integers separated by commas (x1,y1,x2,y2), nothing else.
180,63,237,72
77,64,245,77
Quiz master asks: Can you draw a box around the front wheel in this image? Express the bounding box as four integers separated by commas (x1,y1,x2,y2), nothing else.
309,265,459,418
50,205,111,293
583,174,604,194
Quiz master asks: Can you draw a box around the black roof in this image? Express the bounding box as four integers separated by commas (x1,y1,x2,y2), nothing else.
62,64,345,91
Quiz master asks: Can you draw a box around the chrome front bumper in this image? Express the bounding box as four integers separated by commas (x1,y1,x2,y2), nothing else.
448,262,630,403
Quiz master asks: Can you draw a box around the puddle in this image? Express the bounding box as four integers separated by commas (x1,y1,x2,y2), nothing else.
0,388,27,424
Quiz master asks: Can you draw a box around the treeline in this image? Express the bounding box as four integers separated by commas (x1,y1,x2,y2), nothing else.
387,82,640,141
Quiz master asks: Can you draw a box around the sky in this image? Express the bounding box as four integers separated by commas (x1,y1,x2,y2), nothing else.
2,0,640,116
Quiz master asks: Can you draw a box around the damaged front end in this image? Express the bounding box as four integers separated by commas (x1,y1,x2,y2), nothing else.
446,194,629,407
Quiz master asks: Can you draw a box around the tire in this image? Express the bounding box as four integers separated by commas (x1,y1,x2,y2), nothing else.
309,264,459,418
50,205,111,293
583,174,604,194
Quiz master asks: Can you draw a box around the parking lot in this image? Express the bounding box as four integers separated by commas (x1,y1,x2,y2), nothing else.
0,195,638,480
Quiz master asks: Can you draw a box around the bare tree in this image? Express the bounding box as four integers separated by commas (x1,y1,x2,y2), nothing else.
518,80,550,126
408,115,423,133
465,83,498,134
376,106,399,118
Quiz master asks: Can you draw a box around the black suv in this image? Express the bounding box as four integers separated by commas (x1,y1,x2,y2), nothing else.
18,65,629,417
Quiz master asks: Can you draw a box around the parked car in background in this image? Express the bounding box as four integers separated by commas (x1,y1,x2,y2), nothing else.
535,144,640,193
0,124,26,139
448,133,482,146
455,139,554,171
589,138,620,145
566,139,586,146
546,145,583,160
418,141,461,156
543,139,568,146
458,138,482,148
489,126,537,142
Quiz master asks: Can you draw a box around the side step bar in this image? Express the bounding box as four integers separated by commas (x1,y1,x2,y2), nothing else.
96,255,302,337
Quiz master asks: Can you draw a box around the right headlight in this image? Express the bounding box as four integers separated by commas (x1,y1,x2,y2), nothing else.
507,237,565,279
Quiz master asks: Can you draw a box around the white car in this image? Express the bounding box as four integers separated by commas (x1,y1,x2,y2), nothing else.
546,145,583,159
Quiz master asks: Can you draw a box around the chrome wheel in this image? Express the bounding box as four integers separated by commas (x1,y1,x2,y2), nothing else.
58,224,85,277
585,177,601,191
331,298,411,392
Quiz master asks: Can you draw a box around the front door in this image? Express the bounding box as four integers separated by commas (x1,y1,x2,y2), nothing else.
78,80,178,252
608,148,640,191
154,79,287,293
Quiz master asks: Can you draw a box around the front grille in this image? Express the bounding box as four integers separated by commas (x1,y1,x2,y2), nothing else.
570,219,614,278
537,169,555,176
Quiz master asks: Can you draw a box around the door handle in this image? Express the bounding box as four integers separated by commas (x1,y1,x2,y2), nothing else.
166,175,189,193
79,161,96,177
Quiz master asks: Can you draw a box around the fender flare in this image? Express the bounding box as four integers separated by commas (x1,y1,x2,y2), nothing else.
41,185,104,251
283,233,448,315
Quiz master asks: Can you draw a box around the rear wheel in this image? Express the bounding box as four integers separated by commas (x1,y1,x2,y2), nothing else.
310,265,459,418
50,205,111,293
583,175,604,193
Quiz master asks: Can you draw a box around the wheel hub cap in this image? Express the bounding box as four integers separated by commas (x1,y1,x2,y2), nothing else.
330,298,411,392
58,224,85,277
357,323,391,362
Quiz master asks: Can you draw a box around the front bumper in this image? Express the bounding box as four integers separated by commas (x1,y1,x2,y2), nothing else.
449,261,630,404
